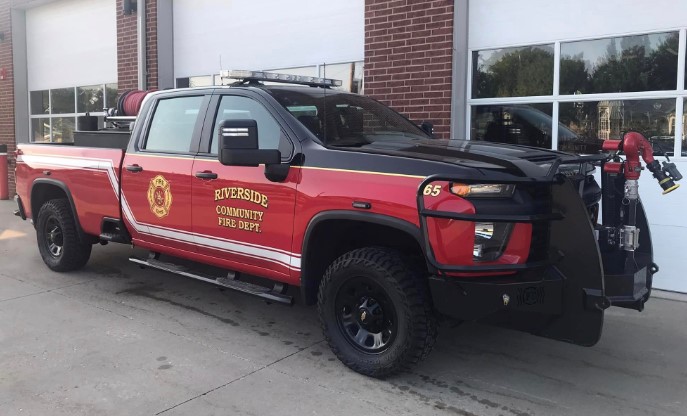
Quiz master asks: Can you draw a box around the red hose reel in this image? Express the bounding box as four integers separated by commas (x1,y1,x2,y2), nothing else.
116,90,155,116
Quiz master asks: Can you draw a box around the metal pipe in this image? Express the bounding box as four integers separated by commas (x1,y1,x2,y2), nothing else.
137,0,147,90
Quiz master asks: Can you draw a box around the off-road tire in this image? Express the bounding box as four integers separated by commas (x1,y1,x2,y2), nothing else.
36,199,92,272
317,247,437,378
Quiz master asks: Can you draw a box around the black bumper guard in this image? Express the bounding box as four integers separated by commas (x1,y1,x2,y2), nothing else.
416,173,563,274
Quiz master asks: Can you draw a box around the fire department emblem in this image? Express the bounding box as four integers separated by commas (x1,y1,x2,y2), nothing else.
147,175,173,218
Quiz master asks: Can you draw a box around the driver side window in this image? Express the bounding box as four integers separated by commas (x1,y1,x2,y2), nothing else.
210,95,292,157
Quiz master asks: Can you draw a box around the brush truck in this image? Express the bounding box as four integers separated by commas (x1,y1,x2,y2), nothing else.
14,70,681,377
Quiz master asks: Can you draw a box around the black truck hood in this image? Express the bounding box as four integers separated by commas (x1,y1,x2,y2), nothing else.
334,139,579,178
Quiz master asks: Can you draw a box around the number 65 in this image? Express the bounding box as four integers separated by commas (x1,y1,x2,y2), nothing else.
423,184,441,197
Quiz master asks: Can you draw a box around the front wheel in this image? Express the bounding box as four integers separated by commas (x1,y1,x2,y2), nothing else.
317,247,437,377
36,199,92,272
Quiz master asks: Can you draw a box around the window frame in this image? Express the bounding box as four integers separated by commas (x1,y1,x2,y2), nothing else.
197,91,296,162
139,94,210,156
466,28,687,158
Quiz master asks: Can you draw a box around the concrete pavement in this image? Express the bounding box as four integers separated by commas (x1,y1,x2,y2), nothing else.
0,200,686,415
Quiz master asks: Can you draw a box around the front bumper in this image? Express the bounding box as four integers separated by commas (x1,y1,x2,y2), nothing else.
420,167,655,347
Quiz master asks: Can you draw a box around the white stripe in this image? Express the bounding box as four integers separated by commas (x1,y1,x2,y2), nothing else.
136,229,298,270
21,154,301,270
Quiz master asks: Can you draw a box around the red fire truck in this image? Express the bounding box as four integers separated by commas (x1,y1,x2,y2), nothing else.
13,70,681,377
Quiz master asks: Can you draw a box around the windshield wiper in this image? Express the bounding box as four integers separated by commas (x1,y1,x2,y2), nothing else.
330,141,369,148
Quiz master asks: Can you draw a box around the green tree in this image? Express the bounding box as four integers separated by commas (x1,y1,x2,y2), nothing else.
473,47,554,98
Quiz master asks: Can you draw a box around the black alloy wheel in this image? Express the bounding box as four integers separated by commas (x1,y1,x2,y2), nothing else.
335,276,398,353
44,217,64,258
318,247,437,378
36,199,92,272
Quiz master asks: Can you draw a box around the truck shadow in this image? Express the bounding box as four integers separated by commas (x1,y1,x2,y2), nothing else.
84,243,685,416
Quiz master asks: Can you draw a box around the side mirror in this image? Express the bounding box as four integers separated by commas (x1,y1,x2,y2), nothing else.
420,121,434,137
218,119,281,166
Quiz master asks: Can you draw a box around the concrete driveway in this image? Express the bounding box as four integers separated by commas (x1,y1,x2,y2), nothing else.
0,200,685,416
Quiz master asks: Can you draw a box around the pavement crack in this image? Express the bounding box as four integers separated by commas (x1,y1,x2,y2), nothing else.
155,339,325,415
48,289,261,366
0,278,97,304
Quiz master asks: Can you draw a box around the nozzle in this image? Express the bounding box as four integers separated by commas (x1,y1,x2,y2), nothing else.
662,161,683,182
647,160,680,194
662,182,680,194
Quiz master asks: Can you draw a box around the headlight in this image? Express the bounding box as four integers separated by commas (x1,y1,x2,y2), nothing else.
473,222,513,262
450,183,515,198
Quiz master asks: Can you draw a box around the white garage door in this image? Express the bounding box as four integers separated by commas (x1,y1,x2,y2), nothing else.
467,0,687,292
172,0,364,81
25,0,117,143
26,0,117,91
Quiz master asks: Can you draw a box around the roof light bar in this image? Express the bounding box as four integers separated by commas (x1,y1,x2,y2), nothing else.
221,70,342,88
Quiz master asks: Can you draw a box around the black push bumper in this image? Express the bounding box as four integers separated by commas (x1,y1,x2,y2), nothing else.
419,162,656,347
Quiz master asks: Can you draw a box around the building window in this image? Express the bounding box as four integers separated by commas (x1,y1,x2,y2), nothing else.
472,45,554,99
468,30,687,157
559,99,675,155
560,32,679,95
29,83,118,143
471,104,553,148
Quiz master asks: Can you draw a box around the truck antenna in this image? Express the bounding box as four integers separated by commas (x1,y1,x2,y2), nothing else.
322,62,327,144
219,55,224,85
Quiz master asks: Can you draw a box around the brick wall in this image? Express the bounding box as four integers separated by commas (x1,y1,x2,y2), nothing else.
364,0,454,139
0,0,15,196
145,0,157,89
117,0,158,93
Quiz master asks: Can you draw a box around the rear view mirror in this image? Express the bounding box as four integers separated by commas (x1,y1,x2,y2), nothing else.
218,119,281,166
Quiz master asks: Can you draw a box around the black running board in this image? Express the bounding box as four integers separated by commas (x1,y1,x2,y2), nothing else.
129,256,293,305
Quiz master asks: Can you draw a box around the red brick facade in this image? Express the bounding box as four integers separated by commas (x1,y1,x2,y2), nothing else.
0,0,15,196
145,0,158,89
116,0,158,92
364,0,454,139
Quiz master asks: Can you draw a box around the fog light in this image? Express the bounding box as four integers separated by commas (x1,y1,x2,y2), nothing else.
473,243,483,258
473,222,513,262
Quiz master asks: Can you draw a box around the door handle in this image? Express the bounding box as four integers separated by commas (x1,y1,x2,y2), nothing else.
126,164,143,173
195,171,218,180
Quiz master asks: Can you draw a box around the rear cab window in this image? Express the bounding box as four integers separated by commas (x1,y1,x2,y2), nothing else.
144,95,205,153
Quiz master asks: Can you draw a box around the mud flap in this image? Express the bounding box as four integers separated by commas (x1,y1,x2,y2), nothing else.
533,178,607,346
478,178,606,346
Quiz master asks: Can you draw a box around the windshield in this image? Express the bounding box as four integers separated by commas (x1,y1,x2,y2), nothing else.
267,88,431,146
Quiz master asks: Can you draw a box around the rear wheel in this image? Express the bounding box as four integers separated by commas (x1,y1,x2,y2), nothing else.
36,199,92,272
317,247,437,377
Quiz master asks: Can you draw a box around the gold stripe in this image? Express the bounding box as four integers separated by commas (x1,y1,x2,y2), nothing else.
659,177,671,184
294,166,424,179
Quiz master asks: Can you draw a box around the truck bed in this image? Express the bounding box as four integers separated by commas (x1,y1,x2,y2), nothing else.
15,144,124,237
